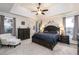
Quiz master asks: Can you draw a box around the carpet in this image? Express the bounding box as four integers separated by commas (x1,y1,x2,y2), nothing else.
0,39,77,55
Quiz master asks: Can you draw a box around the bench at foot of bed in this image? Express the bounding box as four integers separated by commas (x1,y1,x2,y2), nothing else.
0,43,21,48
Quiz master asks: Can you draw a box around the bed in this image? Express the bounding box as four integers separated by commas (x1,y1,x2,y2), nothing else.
32,25,60,50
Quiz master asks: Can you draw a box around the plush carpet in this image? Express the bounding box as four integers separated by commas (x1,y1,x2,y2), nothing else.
0,39,77,55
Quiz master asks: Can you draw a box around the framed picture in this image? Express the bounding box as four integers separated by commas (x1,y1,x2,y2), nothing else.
21,21,25,25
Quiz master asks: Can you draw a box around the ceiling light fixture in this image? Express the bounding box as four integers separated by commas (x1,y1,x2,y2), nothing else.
32,3,48,15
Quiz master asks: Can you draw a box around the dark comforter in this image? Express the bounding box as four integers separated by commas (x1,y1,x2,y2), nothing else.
32,32,59,44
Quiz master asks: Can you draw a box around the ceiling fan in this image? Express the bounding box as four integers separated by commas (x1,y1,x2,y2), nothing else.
32,3,48,15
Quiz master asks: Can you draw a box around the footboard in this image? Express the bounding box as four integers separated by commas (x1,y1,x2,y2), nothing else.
32,38,57,50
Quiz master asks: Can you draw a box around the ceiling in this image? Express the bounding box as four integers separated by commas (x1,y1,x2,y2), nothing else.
0,3,14,12
0,3,79,17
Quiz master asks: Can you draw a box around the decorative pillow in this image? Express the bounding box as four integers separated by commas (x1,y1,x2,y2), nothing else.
43,31,48,33
43,31,57,34
48,31,57,34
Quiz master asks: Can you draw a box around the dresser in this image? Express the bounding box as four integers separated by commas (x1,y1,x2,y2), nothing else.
18,28,30,40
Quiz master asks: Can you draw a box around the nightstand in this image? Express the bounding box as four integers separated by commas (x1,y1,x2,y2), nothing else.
60,35,70,44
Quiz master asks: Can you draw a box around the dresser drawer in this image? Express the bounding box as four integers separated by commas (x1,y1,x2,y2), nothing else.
18,28,30,40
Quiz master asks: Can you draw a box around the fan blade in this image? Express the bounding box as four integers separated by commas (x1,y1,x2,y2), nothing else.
32,11,37,12
37,3,41,9
38,3,41,6
42,12,45,15
36,13,38,15
42,9,48,11
37,7,40,9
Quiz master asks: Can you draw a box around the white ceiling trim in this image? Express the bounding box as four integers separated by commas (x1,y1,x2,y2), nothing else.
0,3,79,18
0,3,14,12
10,4,36,18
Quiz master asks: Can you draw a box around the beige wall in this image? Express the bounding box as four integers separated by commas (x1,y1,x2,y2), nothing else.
0,12,30,37
37,15,64,33
1,10,79,38
0,12,40,39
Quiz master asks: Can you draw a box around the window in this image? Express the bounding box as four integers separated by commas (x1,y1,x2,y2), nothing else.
4,17,13,33
65,16,74,41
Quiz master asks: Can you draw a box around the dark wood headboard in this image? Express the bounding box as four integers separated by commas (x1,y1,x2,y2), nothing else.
44,25,60,32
